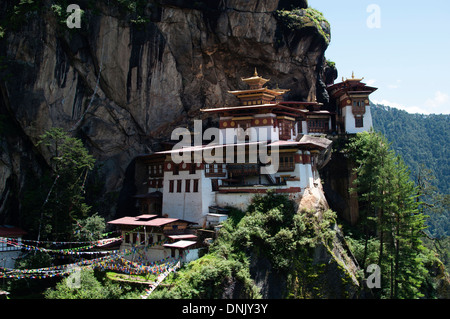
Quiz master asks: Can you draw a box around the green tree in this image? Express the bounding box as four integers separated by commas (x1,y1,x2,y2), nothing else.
73,213,106,242
33,127,95,241
45,269,107,299
347,131,430,298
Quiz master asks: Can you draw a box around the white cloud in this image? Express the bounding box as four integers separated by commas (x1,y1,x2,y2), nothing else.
372,99,429,114
372,91,450,115
424,91,449,111
365,79,377,86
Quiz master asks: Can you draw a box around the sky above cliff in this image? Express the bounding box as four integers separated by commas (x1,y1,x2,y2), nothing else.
309,0,450,114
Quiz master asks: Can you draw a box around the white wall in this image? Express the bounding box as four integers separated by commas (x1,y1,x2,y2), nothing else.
162,169,204,224
0,251,22,269
220,126,279,144
183,248,200,263
216,191,259,211
343,104,373,134
301,121,308,135
162,168,222,225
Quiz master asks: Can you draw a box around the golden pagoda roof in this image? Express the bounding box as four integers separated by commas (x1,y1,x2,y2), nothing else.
343,71,364,82
227,87,286,96
272,83,290,94
241,68,270,86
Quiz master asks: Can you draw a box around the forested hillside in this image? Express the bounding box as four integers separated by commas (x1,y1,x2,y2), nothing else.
371,104,449,239
371,104,449,194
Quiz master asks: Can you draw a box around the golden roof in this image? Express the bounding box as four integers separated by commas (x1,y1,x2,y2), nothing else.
241,68,270,87
344,71,364,82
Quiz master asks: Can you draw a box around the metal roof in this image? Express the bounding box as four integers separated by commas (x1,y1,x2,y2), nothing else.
107,216,196,227
167,234,197,240
163,240,197,249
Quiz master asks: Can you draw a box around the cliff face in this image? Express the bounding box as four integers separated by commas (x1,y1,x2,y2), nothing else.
0,0,330,219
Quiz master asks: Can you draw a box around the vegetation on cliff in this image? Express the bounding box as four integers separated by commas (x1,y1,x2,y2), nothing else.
149,192,356,299
22,127,96,241
275,7,331,45
345,131,447,298
4,129,447,300
371,104,449,240
372,104,449,196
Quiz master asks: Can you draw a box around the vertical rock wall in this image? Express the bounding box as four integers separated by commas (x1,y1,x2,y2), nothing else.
0,0,329,218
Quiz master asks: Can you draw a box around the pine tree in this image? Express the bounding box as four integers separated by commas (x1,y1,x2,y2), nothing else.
34,127,96,241
347,131,429,298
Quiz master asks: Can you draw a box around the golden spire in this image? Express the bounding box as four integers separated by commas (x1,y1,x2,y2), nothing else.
241,69,270,89
345,72,364,82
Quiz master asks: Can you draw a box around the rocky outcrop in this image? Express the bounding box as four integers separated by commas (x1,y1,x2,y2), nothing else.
0,0,331,218
320,137,360,226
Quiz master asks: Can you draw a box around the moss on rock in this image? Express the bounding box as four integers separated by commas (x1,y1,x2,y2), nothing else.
275,7,331,45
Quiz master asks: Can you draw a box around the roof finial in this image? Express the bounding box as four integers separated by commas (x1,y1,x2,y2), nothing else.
352,71,355,79
254,67,258,77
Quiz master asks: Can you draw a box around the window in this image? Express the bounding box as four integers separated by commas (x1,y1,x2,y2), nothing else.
193,179,199,193
205,164,225,177
169,180,174,193
189,164,196,175
211,179,219,191
185,179,191,192
279,154,295,171
149,164,163,177
278,120,291,140
177,180,182,193
173,164,179,175
307,119,328,133
355,116,364,128
352,99,366,115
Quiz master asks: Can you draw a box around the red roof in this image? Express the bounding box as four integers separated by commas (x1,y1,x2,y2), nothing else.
0,226,27,237
108,216,179,227
108,216,196,227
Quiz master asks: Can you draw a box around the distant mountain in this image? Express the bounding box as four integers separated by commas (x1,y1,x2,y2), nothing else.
371,103,449,195
371,103,449,238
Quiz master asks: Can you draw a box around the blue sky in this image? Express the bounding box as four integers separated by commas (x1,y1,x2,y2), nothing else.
308,0,450,114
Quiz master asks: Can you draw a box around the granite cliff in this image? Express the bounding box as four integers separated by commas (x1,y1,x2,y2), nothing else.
0,0,336,221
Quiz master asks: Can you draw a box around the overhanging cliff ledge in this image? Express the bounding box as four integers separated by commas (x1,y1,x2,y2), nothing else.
0,0,332,219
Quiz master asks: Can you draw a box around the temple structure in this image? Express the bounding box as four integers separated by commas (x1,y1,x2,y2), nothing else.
327,72,378,134
0,226,27,269
130,71,337,226
108,70,377,263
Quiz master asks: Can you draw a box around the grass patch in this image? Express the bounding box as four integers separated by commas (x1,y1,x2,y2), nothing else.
105,271,157,284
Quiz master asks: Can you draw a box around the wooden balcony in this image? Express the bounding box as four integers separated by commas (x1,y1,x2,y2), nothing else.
226,163,259,176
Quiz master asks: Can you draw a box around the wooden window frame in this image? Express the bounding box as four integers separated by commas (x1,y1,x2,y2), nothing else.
185,179,191,192
193,179,199,193
279,154,295,172
355,116,364,128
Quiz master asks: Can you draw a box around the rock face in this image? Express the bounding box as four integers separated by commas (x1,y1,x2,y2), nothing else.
0,0,330,219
